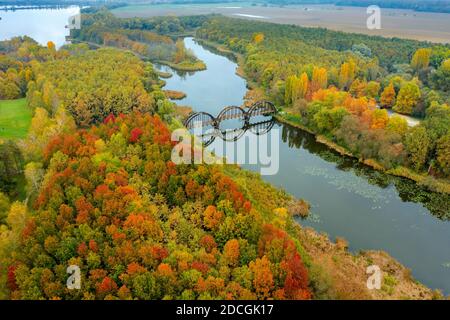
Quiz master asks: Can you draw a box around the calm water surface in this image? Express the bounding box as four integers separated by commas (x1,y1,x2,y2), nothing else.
0,6,79,47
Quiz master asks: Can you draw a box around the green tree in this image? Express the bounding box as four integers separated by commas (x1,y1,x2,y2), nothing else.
404,126,431,171
431,58,450,92
436,133,450,176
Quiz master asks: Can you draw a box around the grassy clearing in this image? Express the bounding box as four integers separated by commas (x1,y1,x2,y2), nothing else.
0,98,32,140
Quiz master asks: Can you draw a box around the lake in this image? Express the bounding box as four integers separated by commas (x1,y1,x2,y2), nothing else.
1,7,449,295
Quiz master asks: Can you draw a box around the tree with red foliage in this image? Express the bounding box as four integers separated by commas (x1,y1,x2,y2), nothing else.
104,114,116,124
281,252,311,299
129,127,143,143
7,265,18,291
199,235,217,253
96,276,118,297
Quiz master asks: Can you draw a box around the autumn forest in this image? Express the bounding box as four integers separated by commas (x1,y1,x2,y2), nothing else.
0,5,449,301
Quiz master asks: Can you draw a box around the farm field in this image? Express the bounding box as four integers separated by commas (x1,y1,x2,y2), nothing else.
113,3,450,43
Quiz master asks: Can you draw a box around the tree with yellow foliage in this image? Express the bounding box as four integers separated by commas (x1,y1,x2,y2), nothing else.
411,48,432,73
380,82,396,108
386,115,408,136
253,32,265,44
394,81,421,115
292,73,309,102
284,75,295,106
371,108,389,129
310,67,328,93
349,78,367,98
339,59,356,90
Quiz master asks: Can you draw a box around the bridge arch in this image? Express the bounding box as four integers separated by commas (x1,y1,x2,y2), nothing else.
217,106,247,122
182,100,278,143
247,100,277,118
184,111,217,130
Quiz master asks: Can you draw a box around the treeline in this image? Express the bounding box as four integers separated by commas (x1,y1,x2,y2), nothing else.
197,15,449,71
27,48,157,127
71,10,207,69
196,16,450,187
0,1,126,7
0,37,59,100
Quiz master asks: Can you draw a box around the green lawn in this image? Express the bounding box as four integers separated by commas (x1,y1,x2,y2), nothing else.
0,98,32,140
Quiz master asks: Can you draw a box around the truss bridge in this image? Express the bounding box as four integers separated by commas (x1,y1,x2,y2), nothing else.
183,100,277,130
183,101,277,146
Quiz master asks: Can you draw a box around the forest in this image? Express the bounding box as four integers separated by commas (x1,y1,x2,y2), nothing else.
0,111,313,300
0,34,317,300
195,16,450,192
0,11,448,300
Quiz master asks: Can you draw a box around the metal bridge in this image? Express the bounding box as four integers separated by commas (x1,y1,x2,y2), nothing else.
183,100,277,146
183,100,277,130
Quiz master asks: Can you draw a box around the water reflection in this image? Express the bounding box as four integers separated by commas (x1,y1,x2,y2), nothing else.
280,122,450,219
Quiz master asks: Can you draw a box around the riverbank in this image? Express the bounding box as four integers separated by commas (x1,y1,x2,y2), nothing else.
225,164,441,299
275,113,450,195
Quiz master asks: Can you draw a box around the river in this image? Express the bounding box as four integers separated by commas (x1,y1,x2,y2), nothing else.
158,37,450,295
0,6,79,48
1,8,449,295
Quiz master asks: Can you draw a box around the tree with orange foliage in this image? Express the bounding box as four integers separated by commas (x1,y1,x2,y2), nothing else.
203,205,223,230
249,256,274,299
47,41,55,51
253,32,265,44
223,239,240,267
380,82,396,108
96,277,118,298
343,96,369,117
371,109,389,129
